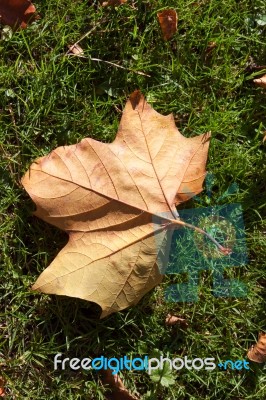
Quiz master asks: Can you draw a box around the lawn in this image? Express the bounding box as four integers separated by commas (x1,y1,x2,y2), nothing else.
0,0,266,399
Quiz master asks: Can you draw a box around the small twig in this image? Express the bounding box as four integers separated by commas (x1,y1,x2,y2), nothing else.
4,104,22,186
8,104,19,145
0,143,20,187
64,22,150,77
252,65,266,70
90,57,151,77
65,23,101,56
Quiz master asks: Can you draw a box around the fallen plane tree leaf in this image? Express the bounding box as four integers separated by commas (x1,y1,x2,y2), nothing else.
102,369,139,400
247,332,266,363
253,74,266,89
165,314,188,328
0,376,5,398
21,91,232,318
0,0,38,29
157,9,178,41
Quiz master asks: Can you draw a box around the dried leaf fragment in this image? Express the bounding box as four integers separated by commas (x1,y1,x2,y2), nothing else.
102,0,127,7
67,44,84,57
247,332,266,363
0,0,38,29
205,41,217,57
21,92,210,318
253,74,266,89
157,9,178,41
165,314,188,328
102,369,139,400
0,377,5,397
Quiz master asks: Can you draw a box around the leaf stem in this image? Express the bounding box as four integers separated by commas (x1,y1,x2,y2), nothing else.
168,218,232,256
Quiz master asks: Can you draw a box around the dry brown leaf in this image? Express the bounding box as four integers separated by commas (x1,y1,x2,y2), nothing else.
157,9,178,41
205,41,217,56
247,332,266,363
253,74,266,89
0,377,5,397
102,0,127,7
102,369,139,400
165,314,188,328
67,44,84,57
0,0,38,29
21,91,211,318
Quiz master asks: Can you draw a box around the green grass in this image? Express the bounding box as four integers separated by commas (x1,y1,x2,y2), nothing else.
0,0,266,398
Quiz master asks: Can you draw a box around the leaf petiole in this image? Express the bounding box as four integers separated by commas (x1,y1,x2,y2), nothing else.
167,218,232,256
